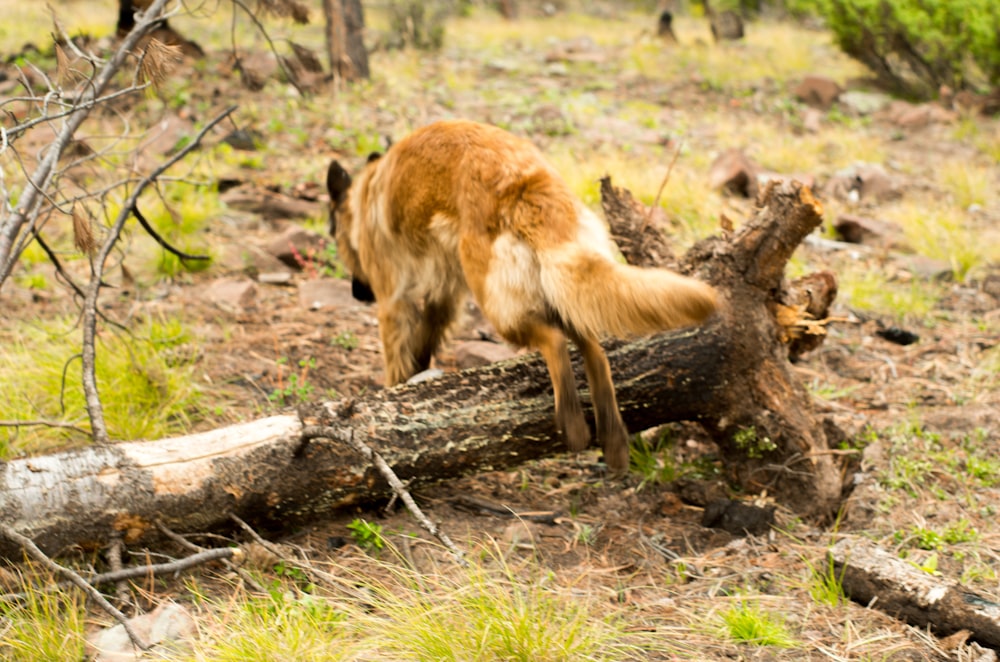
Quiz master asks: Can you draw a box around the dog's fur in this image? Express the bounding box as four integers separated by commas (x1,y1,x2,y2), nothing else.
327,120,717,473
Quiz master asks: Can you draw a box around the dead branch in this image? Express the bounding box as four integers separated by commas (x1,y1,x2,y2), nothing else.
79,105,237,443
155,520,266,593
831,537,1000,648
0,0,174,287
0,522,150,651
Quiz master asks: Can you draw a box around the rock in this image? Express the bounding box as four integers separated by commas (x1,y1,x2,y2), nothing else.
793,75,843,110
701,499,776,536
85,602,196,662
802,107,823,133
234,51,277,91
454,340,518,370
140,115,194,156
221,185,321,221
204,277,258,310
708,149,759,198
900,255,953,281
833,214,906,249
298,278,358,310
838,90,892,116
826,163,900,203
257,271,294,285
884,101,957,128
265,225,330,269
221,128,262,151
710,11,744,41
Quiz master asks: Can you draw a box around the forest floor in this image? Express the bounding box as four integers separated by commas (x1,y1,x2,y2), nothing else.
1,2,999,660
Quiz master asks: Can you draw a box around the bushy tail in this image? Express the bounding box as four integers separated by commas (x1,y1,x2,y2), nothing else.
539,248,718,339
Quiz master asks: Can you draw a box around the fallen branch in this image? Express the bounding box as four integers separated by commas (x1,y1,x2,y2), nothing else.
831,537,1000,648
0,523,150,651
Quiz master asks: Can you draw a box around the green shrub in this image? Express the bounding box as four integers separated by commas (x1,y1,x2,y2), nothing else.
789,0,999,97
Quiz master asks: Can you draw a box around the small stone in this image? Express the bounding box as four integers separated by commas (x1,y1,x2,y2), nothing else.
793,75,843,110
86,602,196,662
265,225,330,269
454,340,518,370
708,149,759,198
298,278,357,310
204,278,257,310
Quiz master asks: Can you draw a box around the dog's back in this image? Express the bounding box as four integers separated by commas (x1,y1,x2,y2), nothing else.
328,120,718,473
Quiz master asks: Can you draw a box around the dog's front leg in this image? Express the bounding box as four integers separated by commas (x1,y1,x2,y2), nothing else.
378,298,425,386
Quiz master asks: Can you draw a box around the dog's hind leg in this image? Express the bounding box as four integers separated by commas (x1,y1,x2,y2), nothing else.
568,331,630,475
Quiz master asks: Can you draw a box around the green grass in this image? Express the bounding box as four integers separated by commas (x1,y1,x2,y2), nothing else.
0,567,87,661
191,543,643,661
837,269,943,321
0,314,204,457
717,598,798,647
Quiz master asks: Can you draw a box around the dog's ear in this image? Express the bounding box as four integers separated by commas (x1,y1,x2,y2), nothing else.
366,151,382,164
326,160,352,206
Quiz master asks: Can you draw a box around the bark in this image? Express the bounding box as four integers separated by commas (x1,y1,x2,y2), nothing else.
831,538,1000,648
0,179,842,558
322,0,369,81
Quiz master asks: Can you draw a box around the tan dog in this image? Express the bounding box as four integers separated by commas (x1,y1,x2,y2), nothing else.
327,120,717,473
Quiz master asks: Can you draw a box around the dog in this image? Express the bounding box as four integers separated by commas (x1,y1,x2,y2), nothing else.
326,119,718,473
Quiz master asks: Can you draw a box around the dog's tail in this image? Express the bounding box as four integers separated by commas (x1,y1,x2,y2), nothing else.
538,247,718,339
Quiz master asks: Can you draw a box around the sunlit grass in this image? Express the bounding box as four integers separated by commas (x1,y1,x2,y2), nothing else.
548,145,721,245
626,18,865,89
936,160,997,210
447,7,636,53
883,199,998,282
191,543,642,661
0,566,87,661
837,269,943,320
0,314,204,457
711,113,887,173
716,598,798,647
0,1,113,52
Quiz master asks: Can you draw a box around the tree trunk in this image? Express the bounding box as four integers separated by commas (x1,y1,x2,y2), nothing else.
0,180,842,559
322,0,369,82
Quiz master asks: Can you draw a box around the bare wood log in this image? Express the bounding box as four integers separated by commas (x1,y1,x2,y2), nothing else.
831,538,1000,648
0,180,841,559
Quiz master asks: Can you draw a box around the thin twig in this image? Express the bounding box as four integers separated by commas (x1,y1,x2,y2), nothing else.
155,520,265,593
0,419,90,435
300,421,467,565
229,0,306,96
644,139,684,230
131,204,210,261
107,534,132,610
0,0,173,287
0,546,240,603
79,105,236,443
0,523,150,651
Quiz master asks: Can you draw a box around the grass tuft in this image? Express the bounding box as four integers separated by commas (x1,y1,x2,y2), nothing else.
0,315,204,457
717,598,798,647
0,566,87,661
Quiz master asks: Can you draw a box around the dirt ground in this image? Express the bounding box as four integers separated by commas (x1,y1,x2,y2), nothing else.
3,4,999,659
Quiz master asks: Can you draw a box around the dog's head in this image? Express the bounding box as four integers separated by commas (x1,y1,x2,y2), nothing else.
326,155,381,303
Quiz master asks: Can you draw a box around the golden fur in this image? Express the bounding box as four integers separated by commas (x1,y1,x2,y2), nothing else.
327,120,717,473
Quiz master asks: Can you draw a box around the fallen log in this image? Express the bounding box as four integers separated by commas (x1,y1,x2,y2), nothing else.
831,538,1000,648
0,179,842,558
